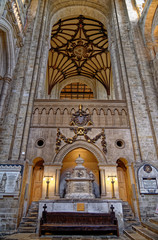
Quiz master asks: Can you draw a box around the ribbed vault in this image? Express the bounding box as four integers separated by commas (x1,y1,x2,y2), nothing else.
47,15,112,95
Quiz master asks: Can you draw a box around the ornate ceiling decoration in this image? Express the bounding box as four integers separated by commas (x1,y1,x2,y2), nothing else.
47,15,112,95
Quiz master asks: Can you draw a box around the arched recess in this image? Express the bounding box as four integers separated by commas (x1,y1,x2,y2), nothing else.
58,76,97,99
59,148,100,198
36,5,114,99
116,158,132,206
30,158,44,203
0,17,15,78
53,140,107,165
144,1,158,46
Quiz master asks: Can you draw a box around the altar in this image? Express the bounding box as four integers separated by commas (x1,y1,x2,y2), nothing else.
38,155,124,233
38,199,124,233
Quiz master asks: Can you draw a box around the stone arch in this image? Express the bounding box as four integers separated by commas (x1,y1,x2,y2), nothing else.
53,140,107,164
37,4,109,99
49,5,108,30
58,76,97,99
144,1,158,45
0,17,15,78
114,156,131,165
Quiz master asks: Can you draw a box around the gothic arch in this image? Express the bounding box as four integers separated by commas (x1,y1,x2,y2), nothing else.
58,76,97,99
144,1,158,45
49,5,108,29
53,140,107,164
0,17,15,78
37,4,109,99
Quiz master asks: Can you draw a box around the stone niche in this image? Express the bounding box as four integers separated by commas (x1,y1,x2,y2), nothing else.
0,165,23,198
65,155,95,199
138,164,158,194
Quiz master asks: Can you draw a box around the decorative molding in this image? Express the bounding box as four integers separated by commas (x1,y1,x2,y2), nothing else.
70,104,92,127
6,0,24,47
53,140,107,164
31,100,129,128
55,128,107,154
0,17,16,77
3,76,12,83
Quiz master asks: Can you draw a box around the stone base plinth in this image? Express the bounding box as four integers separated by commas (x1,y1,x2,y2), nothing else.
65,193,95,199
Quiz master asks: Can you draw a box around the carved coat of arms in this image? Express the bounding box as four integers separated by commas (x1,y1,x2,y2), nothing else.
70,104,92,126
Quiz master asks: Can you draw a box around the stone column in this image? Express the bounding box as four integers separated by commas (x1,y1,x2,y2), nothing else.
99,167,106,198
0,76,3,94
0,76,12,118
127,164,139,219
23,163,33,217
55,167,61,197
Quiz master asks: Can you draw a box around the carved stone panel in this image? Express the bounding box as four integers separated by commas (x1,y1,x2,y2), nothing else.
0,165,22,198
138,164,158,194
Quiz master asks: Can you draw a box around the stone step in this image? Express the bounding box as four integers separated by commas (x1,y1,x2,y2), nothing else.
124,229,147,240
132,225,158,240
18,226,36,233
150,218,158,226
27,212,38,217
141,221,158,234
28,208,38,213
124,217,139,222
20,222,37,227
122,207,132,211
124,213,135,218
22,216,37,222
124,220,140,230
122,201,129,205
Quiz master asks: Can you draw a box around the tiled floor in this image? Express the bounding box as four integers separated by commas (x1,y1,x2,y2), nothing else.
1,233,127,240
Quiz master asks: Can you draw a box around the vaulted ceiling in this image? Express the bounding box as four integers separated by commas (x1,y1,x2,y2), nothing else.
47,15,112,95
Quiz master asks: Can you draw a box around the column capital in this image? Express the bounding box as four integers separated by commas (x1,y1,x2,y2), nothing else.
3,76,12,84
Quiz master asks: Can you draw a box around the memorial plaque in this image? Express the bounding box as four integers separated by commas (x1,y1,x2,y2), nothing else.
143,178,157,189
138,164,158,194
77,203,85,211
0,165,22,196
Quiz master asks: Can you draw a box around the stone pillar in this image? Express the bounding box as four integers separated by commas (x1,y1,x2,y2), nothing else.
23,164,33,217
127,164,139,219
99,167,106,198
0,76,3,94
0,76,12,118
55,167,61,197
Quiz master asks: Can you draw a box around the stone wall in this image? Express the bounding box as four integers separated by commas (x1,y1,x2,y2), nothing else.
0,0,158,234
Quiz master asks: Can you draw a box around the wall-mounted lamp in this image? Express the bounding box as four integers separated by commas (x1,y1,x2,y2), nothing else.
43,176,53,199
107,176,117,199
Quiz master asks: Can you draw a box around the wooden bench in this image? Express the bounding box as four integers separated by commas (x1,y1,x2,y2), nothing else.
39,204,119,236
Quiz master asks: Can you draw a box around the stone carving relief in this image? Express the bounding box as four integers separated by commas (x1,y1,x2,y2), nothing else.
138,164,158,194
0,165,22,197
65,155,95,199
0,173,7,192
31,101,129,128
55,105,107,154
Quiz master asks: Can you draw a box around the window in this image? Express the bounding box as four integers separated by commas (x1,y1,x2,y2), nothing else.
60,82,94,99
